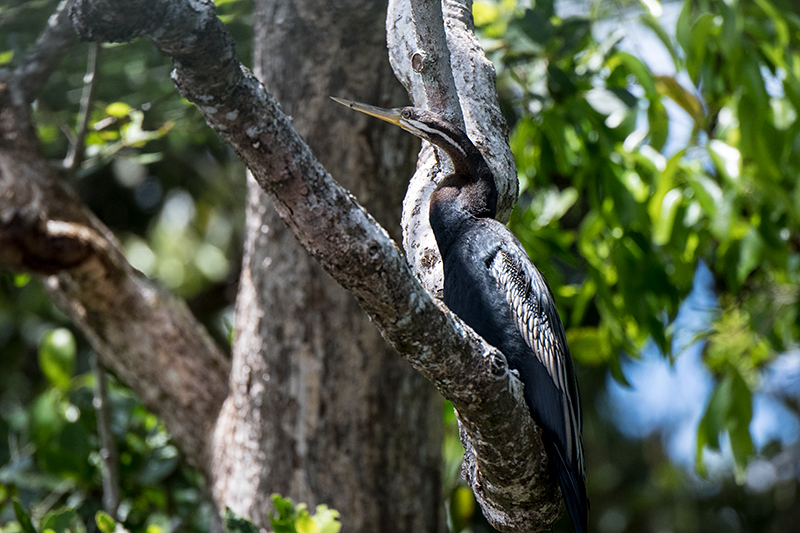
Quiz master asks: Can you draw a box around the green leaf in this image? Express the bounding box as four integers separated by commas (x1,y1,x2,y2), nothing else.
38,328,76,390
647,97,669,151
613,51,657,98
566,327,611,365
640,11,681,68
686,173,721,218
652,189,682,246
224,508,261,533
95,511,117,533
268,495,298,533
736,227,763,283
607,352,631,388
727,371,754,481
655,75,704,126
683,13,719,83
696,375,731,476
13,500,37,533
675,0,693,57
30,388,64,447
695,370,754,479
41,508,79,533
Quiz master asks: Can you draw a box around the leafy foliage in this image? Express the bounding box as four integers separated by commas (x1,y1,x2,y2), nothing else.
0,299,215,532
266,495,342,533
474,0,799,470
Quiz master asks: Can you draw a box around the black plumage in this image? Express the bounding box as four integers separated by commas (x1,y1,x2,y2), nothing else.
332,97,588,533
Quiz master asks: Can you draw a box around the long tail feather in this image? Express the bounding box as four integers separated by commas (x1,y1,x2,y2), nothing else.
550,443,589,533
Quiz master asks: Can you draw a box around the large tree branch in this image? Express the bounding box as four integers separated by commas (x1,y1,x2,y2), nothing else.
0,0,230,475
65,0,560,530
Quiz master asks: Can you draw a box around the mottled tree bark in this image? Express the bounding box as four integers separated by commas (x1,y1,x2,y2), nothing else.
210,1,443,531
1,1,564,531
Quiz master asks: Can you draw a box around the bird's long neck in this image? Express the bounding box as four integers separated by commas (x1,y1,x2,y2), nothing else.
427,123,498,256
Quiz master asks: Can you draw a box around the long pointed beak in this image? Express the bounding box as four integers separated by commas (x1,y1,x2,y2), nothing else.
330,97,403,127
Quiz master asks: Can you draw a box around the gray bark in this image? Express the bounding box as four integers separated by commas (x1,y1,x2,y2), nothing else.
1,0,564,531
211,2,444,531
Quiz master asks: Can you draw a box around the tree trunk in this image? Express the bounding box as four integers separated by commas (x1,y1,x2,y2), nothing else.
211,2,444,531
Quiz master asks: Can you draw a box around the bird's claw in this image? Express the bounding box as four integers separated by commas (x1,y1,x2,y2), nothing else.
490,351,507,379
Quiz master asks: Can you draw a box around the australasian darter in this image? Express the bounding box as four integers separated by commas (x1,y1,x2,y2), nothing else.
332,97,588,533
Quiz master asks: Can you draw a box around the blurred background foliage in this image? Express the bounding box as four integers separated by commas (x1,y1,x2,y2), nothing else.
1,0,799,532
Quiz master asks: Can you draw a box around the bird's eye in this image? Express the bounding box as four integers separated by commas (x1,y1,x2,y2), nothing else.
401,109,411,119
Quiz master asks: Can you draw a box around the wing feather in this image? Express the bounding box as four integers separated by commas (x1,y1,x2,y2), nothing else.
487,243,585,476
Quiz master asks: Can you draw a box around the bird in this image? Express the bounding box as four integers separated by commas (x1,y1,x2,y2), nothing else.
332,97,588,533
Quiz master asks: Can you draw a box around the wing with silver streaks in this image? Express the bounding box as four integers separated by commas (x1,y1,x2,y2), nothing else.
487,242,585,475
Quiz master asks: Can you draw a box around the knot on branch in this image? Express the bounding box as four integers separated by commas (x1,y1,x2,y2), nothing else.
0,210,93,274
411,51,426,72
70,0,168,42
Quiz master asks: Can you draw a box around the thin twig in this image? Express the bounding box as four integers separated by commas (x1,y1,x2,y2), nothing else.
64,42,100,179
92,354,121,518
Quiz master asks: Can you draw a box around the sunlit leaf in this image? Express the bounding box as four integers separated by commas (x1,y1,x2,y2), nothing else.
685,173,721,217
38,328,76,390
310,506,341,533
295,514,316,533
639,0,662,18
653,189,682,246
95,511,117,533
655,75,704,126
105,102,132,118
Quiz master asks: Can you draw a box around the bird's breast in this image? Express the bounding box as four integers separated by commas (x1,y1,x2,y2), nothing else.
440,225,529,363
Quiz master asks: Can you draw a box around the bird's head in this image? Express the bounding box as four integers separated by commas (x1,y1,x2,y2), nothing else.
330,97,467,157
331,96,497,220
